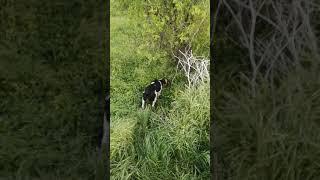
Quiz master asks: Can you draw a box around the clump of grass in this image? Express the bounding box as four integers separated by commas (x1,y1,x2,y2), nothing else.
110,118,136,158
164,82,210,178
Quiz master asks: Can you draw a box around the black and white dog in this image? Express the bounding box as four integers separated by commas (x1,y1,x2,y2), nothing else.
142,78,170,108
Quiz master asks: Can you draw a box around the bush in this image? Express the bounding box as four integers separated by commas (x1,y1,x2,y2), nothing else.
116,0,210,58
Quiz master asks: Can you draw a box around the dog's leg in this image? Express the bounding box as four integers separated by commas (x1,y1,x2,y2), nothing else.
141,98,145,109
152,93,158,108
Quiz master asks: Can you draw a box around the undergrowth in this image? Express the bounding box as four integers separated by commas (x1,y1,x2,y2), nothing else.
0,1,106,179
110,13,210,180
214,65,320,179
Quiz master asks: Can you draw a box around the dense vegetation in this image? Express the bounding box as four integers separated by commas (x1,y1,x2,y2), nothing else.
213,1,320,179
0,1,106,179
110,0,210,179
114,0,209,57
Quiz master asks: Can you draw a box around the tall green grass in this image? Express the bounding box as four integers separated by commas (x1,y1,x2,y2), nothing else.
214,65,320,179
110,13,210,179
0,1,106,179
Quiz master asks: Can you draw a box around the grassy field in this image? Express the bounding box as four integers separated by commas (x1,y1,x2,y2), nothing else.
0,1,106,179
110,14,210,179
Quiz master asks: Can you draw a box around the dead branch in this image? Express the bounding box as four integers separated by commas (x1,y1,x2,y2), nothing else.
173,48,209,88
216,0,320,95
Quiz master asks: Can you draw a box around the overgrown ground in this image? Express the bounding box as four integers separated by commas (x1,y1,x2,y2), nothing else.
214,62,320,179
0,1,106,179
213,2,320,178
110,14,210,179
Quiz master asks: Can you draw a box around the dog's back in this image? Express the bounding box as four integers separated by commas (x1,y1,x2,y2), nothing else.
143,83,156,102
141,79,168,108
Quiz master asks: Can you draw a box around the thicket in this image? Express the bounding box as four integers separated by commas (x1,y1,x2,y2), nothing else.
113,0,210,58
0,1,106,179
110,0,210,179
110,15,210,179
213,0,320,179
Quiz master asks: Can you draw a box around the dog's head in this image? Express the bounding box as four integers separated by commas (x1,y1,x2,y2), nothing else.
160,78,171,87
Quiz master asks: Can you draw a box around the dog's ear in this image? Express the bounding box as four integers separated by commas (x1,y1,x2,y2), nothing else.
163,78,168,84
165,79,171,86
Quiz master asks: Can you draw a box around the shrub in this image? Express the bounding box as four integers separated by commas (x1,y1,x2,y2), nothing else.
116,0,210,58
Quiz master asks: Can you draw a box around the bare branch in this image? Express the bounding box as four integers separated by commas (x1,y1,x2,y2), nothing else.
173,48,209,88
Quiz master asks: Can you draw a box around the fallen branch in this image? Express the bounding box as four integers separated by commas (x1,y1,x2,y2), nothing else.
173,47,209,88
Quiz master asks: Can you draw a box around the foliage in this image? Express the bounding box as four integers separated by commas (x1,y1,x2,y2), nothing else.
110,13,210,179
114,0,210,58
0,1,106,179
213,1,320,179
214,65,320,179
212,0,320,179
